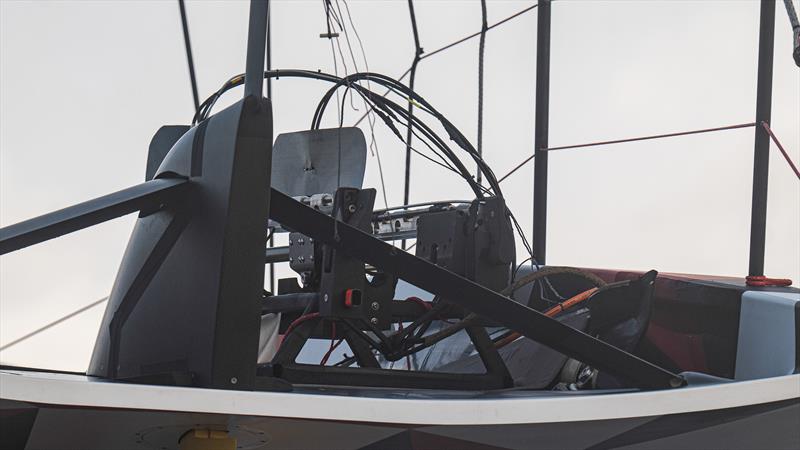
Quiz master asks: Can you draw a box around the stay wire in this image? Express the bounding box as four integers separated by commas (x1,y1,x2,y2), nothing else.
497,122,760,183
336,0,390,209
404,0,423,251
0,297,108,352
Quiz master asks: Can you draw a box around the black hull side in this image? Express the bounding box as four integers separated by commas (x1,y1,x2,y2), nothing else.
3,397,797,450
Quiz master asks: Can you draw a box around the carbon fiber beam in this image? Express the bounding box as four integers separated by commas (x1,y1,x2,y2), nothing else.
0,178,191,255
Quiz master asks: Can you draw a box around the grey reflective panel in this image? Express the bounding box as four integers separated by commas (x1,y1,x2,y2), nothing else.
271,128,367,197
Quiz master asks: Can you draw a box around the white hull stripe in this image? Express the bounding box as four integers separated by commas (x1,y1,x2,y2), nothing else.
1,370,798,426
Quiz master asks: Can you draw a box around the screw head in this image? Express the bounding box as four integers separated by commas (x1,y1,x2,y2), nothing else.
370,317,379,325
324,294,329,302
371,301,380,311
348,204,357,213
230,377,238,384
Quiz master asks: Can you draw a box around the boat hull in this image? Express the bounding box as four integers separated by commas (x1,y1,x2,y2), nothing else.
2,369,798,450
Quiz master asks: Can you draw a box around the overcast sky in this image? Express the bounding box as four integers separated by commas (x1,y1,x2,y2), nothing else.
1,0,798,371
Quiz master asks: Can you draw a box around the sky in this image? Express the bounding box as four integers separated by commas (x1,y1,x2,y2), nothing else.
1,0,798,372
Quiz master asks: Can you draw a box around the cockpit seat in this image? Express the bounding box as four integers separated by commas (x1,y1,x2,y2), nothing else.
436,271,658,389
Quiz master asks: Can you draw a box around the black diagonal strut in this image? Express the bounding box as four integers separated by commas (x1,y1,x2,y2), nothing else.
270,188,685,389
0,178,191,255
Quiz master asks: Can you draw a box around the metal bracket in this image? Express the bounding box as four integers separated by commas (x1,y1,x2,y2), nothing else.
270,188,685,389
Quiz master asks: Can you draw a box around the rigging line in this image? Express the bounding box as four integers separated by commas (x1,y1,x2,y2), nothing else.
476,0,489,184
0,297,108,352
351,67,412,128
332,0,360,112
323,1,343,124
403,0,423,249
497,122,758,183
761,121,800,179
351,3,537,129
420,3,538,61
178,0,200,114
266,0,275,293
338,0,389,209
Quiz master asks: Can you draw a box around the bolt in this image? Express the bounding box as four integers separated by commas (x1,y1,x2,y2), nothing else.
298,256,305,262
324,294,329,302
298,237,305,244
289,238,293,245
230,377,238,384
289,257,293,263
371,301,380,311
370,317,379,325
348,204,357,213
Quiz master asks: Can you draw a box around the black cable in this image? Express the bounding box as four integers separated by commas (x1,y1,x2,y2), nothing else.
198,69,488,198
310,72,502,197
178,0,200,114
404,0,424,249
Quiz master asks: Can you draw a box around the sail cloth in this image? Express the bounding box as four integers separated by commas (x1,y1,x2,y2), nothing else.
271,128,368,197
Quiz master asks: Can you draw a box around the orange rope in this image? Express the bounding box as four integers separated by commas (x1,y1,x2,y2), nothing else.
494,287,598,349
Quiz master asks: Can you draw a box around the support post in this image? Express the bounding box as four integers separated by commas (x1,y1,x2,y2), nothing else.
532,0,551,264
244,0,268,99
266,0,276,292
748,0,776,277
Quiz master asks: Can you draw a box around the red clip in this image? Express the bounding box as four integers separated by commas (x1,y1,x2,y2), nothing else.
745,275,793,287
344,289,361,308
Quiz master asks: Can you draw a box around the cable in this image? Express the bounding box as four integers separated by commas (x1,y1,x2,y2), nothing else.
761,121,800,179
197,69,497,199
310,72,503,197
498,122,758,183
420,3,538,61
403,0,424,250
0,297,108,352
350,3,538,130
334,0,390,208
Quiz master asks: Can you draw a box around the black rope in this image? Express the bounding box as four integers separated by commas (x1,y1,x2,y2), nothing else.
476,0,488,184
178,0,200,114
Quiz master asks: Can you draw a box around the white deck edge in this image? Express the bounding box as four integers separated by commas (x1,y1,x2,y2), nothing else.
1,370,798,425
